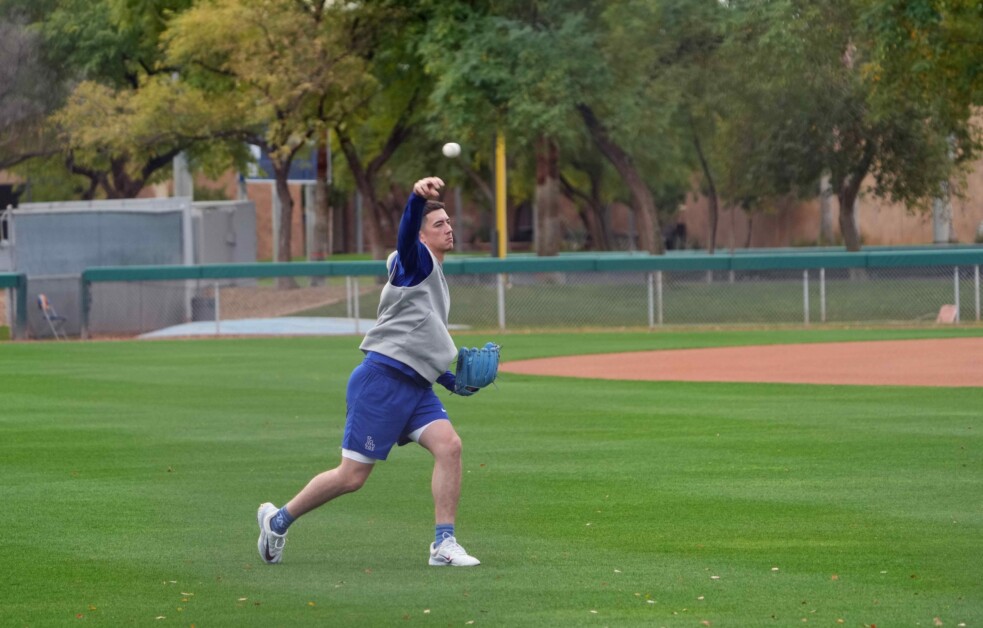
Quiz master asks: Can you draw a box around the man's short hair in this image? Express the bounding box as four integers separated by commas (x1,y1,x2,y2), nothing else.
424,200,445,216
422,201,446,227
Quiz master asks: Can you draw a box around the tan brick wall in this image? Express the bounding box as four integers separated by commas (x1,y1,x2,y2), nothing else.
248,182,306,260
680,159,983,249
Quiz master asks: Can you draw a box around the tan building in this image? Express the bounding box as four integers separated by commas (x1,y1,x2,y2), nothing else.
679,163,983,251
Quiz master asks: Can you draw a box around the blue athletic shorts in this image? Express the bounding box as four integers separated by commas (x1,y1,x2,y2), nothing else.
342,358,449,461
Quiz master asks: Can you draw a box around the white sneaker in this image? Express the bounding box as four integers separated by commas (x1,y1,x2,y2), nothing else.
429,535,480,567
256,502,287,564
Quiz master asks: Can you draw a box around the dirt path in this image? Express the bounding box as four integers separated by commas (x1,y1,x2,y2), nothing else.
501,337,983,388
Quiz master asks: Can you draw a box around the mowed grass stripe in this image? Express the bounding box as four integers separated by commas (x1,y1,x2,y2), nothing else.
0,329,980,626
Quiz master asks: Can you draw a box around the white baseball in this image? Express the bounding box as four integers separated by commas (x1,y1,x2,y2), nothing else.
442,142,461,158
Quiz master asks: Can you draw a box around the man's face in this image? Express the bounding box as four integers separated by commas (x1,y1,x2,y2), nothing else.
420,209,454,254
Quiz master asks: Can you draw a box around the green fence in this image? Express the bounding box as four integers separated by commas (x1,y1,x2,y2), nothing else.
0,272,28,340
78,249,983,338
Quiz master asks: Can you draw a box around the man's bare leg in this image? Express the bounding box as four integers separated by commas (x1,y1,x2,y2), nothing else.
418,420,479,566
417,420,463,524
285,456,375,517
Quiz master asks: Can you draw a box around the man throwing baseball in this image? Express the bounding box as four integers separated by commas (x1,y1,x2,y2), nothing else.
257,176,481,567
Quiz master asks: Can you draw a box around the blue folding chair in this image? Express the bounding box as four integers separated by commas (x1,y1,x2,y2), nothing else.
37,293,67,340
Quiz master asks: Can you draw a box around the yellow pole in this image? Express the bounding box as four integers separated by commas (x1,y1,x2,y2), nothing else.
495,131,507,258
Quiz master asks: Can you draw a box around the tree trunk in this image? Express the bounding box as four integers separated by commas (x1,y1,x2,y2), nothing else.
578,104,663,254
560,173,610,251
351,170,386,259
836,184,862,252
310,134,332,286
834,144,875,252
691,129,718,254
819,173,834,245
932,181,953,244
534,136,560,256
273,161,299,289
335,119,413,259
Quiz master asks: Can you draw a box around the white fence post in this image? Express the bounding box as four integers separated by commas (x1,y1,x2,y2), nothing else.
214,281,220,336
657,271,664,326
820,267,827,323
954,267,961,323
647,272,655,329
497,273,506,331
803,269,810,325
354,277,361,334
975,265,980,322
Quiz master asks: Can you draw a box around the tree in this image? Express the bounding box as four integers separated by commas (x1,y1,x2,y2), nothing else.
727,0,959,251
0,12,60,170
164,0,373,265
2,0,198,197
601,0,732,253
422,2,610,255
864,0,983,129
50,78,242,199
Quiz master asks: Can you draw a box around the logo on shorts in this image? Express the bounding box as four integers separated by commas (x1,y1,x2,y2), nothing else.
364,436,376,452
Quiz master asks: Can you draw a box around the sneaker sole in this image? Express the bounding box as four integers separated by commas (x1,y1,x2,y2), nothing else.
428,557,480,567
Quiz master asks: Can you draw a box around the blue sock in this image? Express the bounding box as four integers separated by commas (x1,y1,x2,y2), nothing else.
435,523,455,545
270,506,295,535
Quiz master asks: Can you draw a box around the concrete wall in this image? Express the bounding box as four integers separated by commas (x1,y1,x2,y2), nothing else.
8,197,256,337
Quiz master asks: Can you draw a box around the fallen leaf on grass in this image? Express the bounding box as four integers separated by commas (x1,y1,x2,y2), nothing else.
933,619,943,627
308,602,316,607
238,597,248,602
155,616,166,620
710,575,720,580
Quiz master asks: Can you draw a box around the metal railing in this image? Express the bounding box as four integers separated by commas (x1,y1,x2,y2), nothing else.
76,249,983,338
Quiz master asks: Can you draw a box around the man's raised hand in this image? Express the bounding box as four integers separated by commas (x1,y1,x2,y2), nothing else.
413,177,444,199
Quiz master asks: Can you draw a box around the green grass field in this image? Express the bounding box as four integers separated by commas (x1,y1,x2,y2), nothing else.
2,328,982,626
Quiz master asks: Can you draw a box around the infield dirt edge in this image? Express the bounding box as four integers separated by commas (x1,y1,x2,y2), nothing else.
500,337,983,388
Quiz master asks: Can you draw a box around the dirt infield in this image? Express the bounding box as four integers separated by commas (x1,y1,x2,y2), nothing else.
501,337,983,387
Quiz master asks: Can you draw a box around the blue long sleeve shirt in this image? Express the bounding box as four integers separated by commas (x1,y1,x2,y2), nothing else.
388,192,434,288
365,192,456,390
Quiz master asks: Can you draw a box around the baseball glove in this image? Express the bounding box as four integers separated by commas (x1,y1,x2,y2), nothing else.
453,342,500,396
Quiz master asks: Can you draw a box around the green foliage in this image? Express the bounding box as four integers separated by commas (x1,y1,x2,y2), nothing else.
9,156,94,201
422,3,603,146
3,0,982,252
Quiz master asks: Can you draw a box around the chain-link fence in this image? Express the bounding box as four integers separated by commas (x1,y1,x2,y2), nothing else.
75,252,983,339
